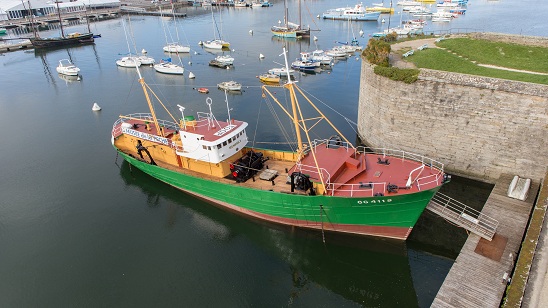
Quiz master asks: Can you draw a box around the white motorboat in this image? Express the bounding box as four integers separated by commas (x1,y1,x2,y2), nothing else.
154,58,185,75
291,59,319,71
56,59,81,76
268,67,295,77
217,80,242,91
325,48,348,58
137,55,155,65
215,54,235,65
116,56,141,68
311,50,334,65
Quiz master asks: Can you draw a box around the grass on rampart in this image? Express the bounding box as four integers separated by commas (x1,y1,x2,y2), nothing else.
436,38,548,73
406,48,548,85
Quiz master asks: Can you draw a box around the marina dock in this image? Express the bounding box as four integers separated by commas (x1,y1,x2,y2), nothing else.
431,174,540,307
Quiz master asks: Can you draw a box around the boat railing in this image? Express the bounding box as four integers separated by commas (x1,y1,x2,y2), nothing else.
112,113,179,137
312,138,352,152
428,192,499,241
294,162,332,187
356,146,445,173
324,182,387,197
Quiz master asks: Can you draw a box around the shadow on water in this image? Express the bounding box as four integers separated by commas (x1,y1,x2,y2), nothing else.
118,160,425,306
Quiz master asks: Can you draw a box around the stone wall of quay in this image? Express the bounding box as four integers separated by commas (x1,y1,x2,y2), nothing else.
357,63,548,182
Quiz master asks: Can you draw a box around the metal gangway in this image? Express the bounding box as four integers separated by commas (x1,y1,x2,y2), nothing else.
426,192,499,241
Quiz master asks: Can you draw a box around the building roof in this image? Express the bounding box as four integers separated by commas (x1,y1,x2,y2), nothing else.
0,0,120,12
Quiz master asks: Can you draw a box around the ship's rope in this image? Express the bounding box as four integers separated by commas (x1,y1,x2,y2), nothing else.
320,205,325,244
251,94,262,149
259,89,297,152
299,87,358,136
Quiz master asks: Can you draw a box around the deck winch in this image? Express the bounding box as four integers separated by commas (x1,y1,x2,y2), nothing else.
230,150,266,182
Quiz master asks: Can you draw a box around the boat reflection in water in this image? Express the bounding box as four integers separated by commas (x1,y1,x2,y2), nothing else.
118,161,435,306
58,73,81,83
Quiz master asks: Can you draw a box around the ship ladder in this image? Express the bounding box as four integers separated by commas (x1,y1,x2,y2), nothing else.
426,192,499,241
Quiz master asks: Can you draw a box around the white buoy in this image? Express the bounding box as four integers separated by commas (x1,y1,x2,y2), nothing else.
259,53,265,59
316,14,320,18
77,75,81,81
194,51,198,55
278,20,281,24
92,103,101,111
188,72,195,79
313,36,318,41
232,49,235,52
249,29,253,35
359,30,364,37
141,48,147,54
381,18,385,23
188,61,192,65
198,41,203,45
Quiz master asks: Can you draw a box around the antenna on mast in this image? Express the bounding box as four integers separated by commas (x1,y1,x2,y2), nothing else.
177,104,186,129
224,89,231,124
281,48,293,83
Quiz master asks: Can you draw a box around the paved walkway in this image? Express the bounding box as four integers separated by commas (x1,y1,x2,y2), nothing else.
389,38,439,69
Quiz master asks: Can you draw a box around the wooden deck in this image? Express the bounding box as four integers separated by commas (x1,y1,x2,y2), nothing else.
431,174,539,308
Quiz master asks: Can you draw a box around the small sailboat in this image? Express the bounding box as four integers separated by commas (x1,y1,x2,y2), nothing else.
154,58,185,75
116,56,141,68
161,3,190,53
271,0,297,38
203,9,230,50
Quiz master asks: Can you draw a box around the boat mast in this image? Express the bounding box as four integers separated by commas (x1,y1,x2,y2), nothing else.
298,0,301,30
282,48,303,152
84,1,91,33
22,0,38,38
55,1,66,38
123,18,163,137
283,0,288,28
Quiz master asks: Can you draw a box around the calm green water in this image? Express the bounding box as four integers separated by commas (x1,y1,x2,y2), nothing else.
0,0,542,306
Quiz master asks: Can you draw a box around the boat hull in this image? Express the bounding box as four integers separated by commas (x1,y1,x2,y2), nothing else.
118,151,441,240
322,12,381,21
271,30,297,38
30,33,94,48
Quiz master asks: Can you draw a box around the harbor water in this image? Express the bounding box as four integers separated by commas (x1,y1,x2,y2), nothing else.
0,0,544,306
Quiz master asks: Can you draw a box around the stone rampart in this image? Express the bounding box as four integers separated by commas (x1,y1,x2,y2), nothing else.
358,63,548,182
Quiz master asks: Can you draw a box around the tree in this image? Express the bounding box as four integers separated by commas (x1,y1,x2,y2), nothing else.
362,38,391,67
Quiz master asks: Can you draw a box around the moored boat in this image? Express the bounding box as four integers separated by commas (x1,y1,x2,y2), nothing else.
111,48,449,240
322,3,381,21
154,58,184,75
218,80,242,91
116,56,141,68
29,1,94,48
56,59,81,76
215,54,235,65
257,73,281,84
209,59,231,68
268,67,295,77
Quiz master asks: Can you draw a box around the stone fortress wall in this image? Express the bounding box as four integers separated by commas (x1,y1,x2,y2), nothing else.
357,34,548,182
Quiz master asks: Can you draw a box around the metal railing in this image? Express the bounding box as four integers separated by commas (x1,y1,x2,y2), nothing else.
427,192,499,241
111,113,179,138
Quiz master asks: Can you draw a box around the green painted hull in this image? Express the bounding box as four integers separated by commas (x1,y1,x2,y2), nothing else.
119,151,441,240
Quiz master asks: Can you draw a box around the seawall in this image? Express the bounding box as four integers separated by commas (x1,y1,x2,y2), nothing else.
357,62,548,183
